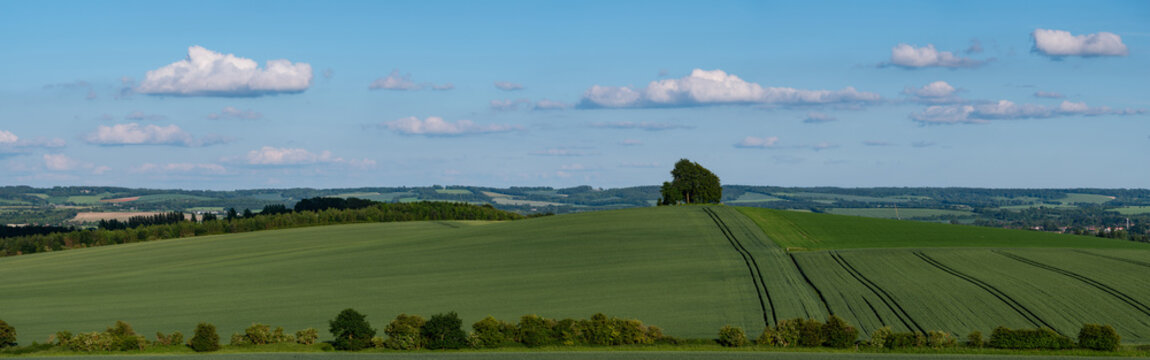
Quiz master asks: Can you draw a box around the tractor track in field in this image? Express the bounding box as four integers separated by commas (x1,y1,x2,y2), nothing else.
996,250,1150,318
829,251,925,334
1073,250,1150,269
913,251,1056,331
788,253,833,317
703,207,775,327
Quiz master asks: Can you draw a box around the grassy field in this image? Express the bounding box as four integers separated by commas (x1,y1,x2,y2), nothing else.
435,189,472,195
0,207,764,345
774,192,909,203
4,205,1150,350
735,207,1145,250
1113,206,1150,215
725,192,782,204
825,208,974,219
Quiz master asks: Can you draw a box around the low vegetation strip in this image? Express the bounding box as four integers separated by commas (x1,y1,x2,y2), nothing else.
994,251,1150,318
702,207,775,327
912,252,1054,331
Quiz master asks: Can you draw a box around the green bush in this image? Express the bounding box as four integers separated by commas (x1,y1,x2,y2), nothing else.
472,316,509,348
717,325,747,347
329,308,376,351
422,311,469,350
869,326,892,349
189,322,220,352
759,318,802,347
0,320,17,348
1078,324,1120,351
242,323,272,345
821,315,857,348
988,326,1073,350
295,328,318,345
554,318,581,346
966,330,983,348
155,331,183,346
517,314,556,348
887,331,925,348
54,330,73,347
384,314,425,350
798,319,824,347
106,321,146,351
580,313,614,345
926,330,956,349
68,331,114,352
0,320,18,349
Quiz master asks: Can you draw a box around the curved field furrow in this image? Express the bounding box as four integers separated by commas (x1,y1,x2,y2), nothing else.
829,252,924,334
702,207,774,327
995,250,1150,318
1074,249,1150,268
913,251,1054,330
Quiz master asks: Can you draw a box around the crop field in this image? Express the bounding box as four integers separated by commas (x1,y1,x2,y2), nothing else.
135,194,216,202
726,192,782,204
4,205,1150,349
1113,206,1150,215
774,192,910,203
435,189,472,195
825,208,974,219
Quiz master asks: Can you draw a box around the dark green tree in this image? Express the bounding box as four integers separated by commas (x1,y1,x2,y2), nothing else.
225,208,238,221
0,319,16,348
242,209,254,219
329,308,376,351
189,322,220,352
659,159,721,205
421,311,468,350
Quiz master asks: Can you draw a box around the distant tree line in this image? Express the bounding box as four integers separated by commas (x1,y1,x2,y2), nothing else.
0,199,523,257
98,212,186,231
0,225,75,239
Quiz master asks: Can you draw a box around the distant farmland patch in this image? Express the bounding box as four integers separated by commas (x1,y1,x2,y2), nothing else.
727,192,782,204
436,189,472,195
1114,206,1150,215
100,196,140,203
1063,193,1115,204
491,198,566,207
71,212,190,223
826,208,974,219
775,192,910,203
135,194,215,202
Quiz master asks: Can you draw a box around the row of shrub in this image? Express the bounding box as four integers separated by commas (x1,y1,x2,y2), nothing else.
328,309,674,351
0,315,1123,353
717,316,1121,352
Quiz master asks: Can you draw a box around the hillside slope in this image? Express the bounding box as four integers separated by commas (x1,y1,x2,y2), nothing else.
0,207,778,345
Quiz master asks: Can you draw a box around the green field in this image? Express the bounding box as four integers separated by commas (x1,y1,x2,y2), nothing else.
1061,193,1114,204
3,205,1150,349
825,208,974,219
1113,206,1150,215
726,192,782,204
435,189,472,195
775,192,910,203
136,194,217,202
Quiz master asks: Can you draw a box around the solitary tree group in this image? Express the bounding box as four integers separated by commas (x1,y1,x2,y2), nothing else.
659,159,721,205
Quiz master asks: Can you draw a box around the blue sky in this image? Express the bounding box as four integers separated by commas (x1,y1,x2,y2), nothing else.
1,0,1147,190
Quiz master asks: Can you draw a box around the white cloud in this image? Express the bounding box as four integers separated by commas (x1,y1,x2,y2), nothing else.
0,130,17,144
803,112,836,123
590,121,692,131
1032,29,1128,57
910,100,1145,124
245,146,336,165
383,116,520,136
1034,91,1065,99
125,111,167,121
208,106,263,120
579,69,880,108
369,70,452,91
735,136,780,149
494,81,524,91
133,162,227,175
534,99,572,110
887,44,987,68
137,46,312,97
902,81,964,104
43,154,78,171
490,98,531,111
84,123,225,146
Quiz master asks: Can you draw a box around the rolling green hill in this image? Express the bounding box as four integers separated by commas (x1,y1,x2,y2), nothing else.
2,206,1149,347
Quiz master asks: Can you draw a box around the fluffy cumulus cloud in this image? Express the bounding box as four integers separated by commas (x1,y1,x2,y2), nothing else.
136,46,312,97
1032,29,1128,57
133,162,227,175
590,121,692,131
0,130,17,144
369,70,453,91
579,69,880,109
803,112,836,123
911,100,1145,124
494,81,524,91
208,106,263,120
735,136,780,149
382,116,520,136
84,123,226,147
886,44,987,69
902,81,964,104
